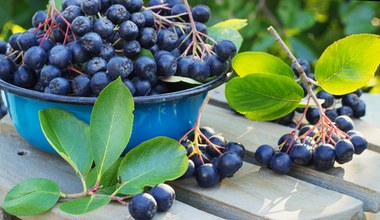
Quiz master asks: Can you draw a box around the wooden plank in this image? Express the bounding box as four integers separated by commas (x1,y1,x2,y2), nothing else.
209,85,380,153
171,162,363,220
0,123,222,220
202,104,380,212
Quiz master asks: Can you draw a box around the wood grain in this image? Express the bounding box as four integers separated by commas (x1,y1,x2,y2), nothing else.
202,104,380,212
0,123,221,220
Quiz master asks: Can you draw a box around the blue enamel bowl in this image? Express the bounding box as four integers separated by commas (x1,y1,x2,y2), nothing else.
0,74,227,154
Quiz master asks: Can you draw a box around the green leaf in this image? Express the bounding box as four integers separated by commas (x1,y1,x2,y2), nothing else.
39,109,92,176
59,196,111,215
277,0,315,33
225,74,304,121
86,158,123,189
211,19,248,31
315,34,380,95
90,78,134,176
116,137,187,195
208,27,243,51
159,76,202,85
135,49,154,60
3,178,60,216
232,52,294,78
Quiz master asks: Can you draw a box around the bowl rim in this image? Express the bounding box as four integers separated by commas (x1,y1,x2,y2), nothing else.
0,73,229,105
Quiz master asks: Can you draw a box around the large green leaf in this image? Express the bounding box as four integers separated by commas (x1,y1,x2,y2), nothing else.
211,19,248,31
39,109,92,176
225,74,304,121
59,196,111,215
3,178,60,216
115,137,187,195
232,52,294,78
315,34,380,95
90,78,134,176
208,27,243,51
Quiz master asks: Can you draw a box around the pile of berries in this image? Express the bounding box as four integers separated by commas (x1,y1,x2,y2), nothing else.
274,59,367,128
256,114,368,174
0,0,236,97
179,126,245,188
129,183,175,220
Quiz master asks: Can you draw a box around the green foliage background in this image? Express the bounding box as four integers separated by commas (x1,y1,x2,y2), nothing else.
0,0,379,91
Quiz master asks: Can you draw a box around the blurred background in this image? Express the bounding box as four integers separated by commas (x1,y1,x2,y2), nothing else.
0,0,379,92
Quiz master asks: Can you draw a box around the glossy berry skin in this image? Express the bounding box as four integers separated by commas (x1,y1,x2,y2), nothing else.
134,56,157,80
215,152,243,179
69,41,92,64
313,144,335,171
156,53,177,77
255,144,275,167
9,33,21,50
195,163,220,188
99,43,115,62
289,144,313,166
48,45,72,69
215,40,237,61
171,4,188,22
139,28,158,48
206,135,226,157
342,93,360,108
306,108,320,125
122,0,143,13
71,16,92,36
199,127,216,139
13,66,37,89
190,151,212,168
325,109,339,122
150,184,175,212
85,57,107,76
132,77,151,96
123,40,141,58
334,115,354,132
100,0,112,12
337,106,353,118
80,32,103,54
16,32,38,51
192,4,211,23
207,55,228,77
0,58,16,82
40,65,62,87
278,134,299,153
23,46,46,70
352,100,366,118
316,91,335,108
61,5,83,23
119,20,139,41
0,40,8,54
106,4,129,24
181,159,195,179
157,30,178,51
350,135,368,155
62,0,81,9
276,111,295,125
37,37,55,52
176,56,194,77
269,152,292,174
189,59,211,82
93,18,114,39
129,193,157,220
49,77,70,95
298,125,317,137
107,56,134,80
334,139,354,164
90,72,111,96
131,12,146,29
81,0,101,15
32,10,47,28
224,142,245,159
72,75,91,96
122,79,136,95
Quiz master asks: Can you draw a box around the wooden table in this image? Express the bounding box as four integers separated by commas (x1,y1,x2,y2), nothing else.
1,90,380,220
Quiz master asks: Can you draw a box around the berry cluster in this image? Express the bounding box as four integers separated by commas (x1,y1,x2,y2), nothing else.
0,0,236,97
179,126,245,188
274,59,367,128
128,183,175,220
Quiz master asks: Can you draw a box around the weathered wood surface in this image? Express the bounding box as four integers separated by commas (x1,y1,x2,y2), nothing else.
171,162,363,220
202,103,380,212
0,122,222,220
